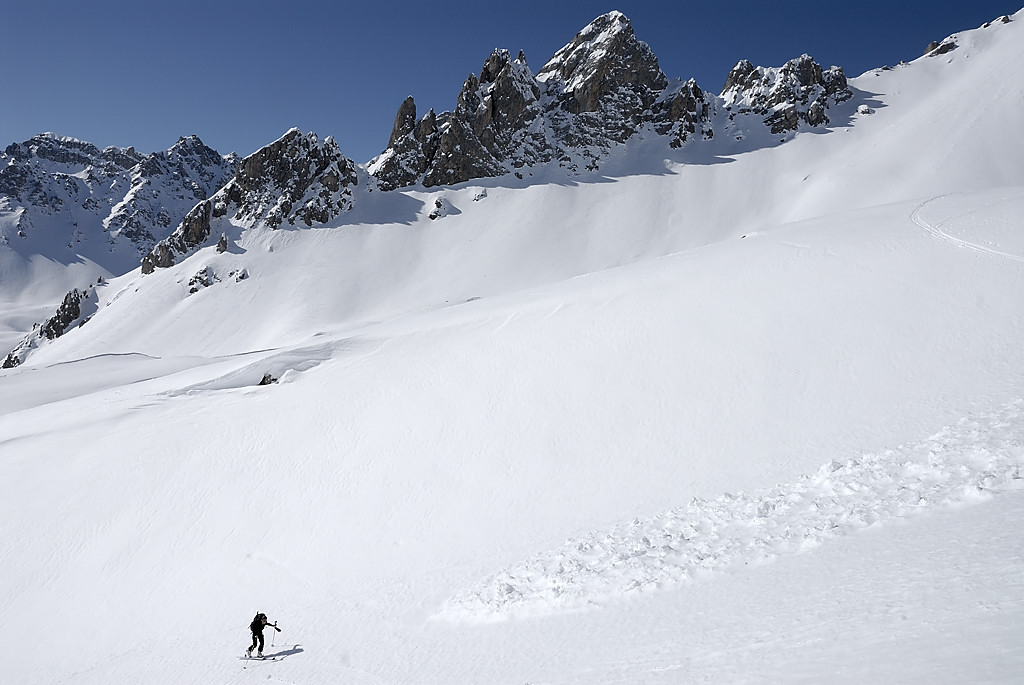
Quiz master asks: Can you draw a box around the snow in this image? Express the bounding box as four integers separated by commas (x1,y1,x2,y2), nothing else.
2,9,1024,685
442,398,1024,620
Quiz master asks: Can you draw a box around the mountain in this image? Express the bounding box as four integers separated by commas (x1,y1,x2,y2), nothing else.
0,11,853,321
141,128,360,273
0,133,236,275
2,9,1024,685
368,11,851,188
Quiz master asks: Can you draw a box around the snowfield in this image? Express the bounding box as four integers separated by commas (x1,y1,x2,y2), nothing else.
2,10,1024,685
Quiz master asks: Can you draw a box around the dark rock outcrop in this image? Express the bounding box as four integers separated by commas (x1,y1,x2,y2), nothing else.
187,266,219,294
142,129,358,273
2,285,100,367
654,79,715,148
925,39,958,56
373,48,544,188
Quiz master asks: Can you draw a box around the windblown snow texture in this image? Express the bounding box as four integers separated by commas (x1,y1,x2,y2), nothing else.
442,400,1024,620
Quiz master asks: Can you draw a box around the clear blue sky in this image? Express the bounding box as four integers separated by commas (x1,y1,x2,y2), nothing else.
2,0,1019,163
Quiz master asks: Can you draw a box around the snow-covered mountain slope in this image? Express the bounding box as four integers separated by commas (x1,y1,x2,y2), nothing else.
0,134,237,353
1,9,1023,685
3,188,1023,684
16,8,1024,366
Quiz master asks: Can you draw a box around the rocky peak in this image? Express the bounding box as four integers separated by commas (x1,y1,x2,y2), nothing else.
370,11,682,189
135,135,234,189
5,133,95,167
229,128,356,228
4,133,145,174
141,129,358,273
457,49,542,143
371,13,674,188
654,78,715,148
537,11,667,115
720,54,852,133
105,134,236,249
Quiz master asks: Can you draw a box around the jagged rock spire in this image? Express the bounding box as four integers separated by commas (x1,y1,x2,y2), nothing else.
388,96,418,149
371,48,545,188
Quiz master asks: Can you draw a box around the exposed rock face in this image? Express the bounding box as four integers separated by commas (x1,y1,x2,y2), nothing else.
925,39,958,56
720,54,853,133
387,96,419,150
372,12,671,187
2,284,100,368
188,266,218,294
654,79,715,148
371,12,847,189
106,136,237,247
0,133,236,265
142,129,358,273
538,10,667,145
372,49,544,188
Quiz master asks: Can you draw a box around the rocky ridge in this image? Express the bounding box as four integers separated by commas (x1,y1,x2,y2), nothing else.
2,281,101,368
370,11,852,189
720,54,852,133
0,134,236,262
142,129,359,273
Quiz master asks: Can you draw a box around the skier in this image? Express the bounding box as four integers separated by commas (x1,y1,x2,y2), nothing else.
246,612,281,658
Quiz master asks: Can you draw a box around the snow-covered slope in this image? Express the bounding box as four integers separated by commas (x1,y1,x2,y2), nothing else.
1,10,1023,685
0,134,236,352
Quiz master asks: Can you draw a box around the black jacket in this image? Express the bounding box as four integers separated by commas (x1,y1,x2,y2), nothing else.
250,615,267,634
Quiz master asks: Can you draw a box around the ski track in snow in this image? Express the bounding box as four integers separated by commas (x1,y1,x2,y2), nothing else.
912,194,1024,263
440,400,1024,621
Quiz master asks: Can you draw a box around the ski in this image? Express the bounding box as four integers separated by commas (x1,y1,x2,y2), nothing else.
242,655,275,670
